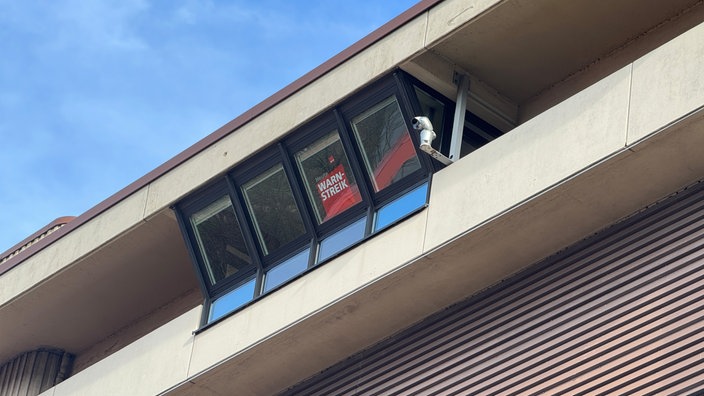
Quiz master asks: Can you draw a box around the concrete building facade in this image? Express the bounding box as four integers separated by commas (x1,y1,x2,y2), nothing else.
2,0,704,395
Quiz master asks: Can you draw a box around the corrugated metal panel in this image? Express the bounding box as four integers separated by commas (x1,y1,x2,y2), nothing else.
0,348,73,396
283,182,704,395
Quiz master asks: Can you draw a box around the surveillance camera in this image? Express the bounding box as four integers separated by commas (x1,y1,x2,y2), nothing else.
413,115,452,165
411,116,433,131
414,115,436,148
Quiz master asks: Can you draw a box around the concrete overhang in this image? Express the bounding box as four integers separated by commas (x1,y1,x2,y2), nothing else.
424,0,702,104
0,210,199,368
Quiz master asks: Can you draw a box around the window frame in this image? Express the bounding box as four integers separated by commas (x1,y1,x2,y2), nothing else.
230,145,316,268
283,114,371,237
174,178,263,326
337,73,432,206
174,70,481,329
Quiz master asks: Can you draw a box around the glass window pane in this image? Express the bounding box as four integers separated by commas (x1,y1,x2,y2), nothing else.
374,183,428,231
208,278,256,322
294,131,362,224
262,248,310,292
190,195,254,285
242,163,306,255
414,86,445,150
351,96,421,192
317,216,367,262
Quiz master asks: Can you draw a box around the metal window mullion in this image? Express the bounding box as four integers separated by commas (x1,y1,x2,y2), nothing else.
225,174,266,297
285,130,331,239
334,108,374,205
334,108,376,235
278,142,318,269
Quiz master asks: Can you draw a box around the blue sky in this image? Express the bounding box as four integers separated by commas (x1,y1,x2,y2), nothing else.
0,0,418,252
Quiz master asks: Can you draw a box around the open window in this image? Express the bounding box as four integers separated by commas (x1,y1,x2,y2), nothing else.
401,73,506,166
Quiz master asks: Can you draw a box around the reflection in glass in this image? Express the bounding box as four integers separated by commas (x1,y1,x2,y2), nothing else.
191,196,254,285
351,96,421,192
262,248,310,292
209,278,256,322
415,86,445,150
242,164,306,255
318,216,367,262
374,183,428,231
295,131,362,224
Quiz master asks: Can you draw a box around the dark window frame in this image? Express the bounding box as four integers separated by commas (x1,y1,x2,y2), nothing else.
174,178,263,326
230,145,315,268
283,115,370,238
337,74,432,206
174,69,501,330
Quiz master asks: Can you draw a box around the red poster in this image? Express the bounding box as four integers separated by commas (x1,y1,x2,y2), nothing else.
316,164,360,221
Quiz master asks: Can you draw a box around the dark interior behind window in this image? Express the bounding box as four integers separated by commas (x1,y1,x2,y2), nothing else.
242,163,307,255
190,195,254,286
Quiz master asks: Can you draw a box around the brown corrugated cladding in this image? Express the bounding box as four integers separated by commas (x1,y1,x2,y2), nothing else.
283,181,704,396
0,0,444,277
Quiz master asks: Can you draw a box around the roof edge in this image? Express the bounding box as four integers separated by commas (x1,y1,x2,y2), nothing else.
0,217,75,268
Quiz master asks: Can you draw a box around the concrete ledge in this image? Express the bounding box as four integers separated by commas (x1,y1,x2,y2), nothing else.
0,189,148,307
628,20,704,144
42,307,200,396
425,65,631,249
425,0,502,45
164,104,704,396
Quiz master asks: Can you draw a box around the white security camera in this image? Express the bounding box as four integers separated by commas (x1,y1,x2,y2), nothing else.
411,116,433,131
412,116,436,148
412,116,453,165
